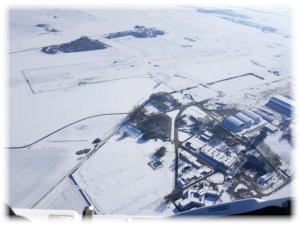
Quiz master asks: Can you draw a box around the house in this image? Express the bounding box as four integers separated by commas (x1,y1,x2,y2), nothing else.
92,138,101,145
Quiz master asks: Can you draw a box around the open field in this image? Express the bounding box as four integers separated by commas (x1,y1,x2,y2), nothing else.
8,6,292,216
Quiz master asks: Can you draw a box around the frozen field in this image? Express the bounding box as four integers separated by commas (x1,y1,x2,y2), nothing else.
8,7,291,146
73,132,175,215
22,56,150,94
8,6,292,215
9,77,156,146
9,114,125,208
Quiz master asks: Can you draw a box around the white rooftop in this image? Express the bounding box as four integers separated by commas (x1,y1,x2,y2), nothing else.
201,145,237,168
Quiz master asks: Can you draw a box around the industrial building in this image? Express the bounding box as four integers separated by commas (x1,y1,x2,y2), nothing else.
265,95,293,117
200,130,213,142
178,189,205,211
177,187,220,211
235,112,254,128
258,172,274,185
189,144,237,171
253,109,275,122
241,110,261,124
263,123,278,134
223,116,245,132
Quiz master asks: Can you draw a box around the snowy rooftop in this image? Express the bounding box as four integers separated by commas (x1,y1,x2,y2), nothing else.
201,146,237,168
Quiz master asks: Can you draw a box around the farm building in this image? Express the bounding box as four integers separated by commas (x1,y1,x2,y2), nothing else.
241,110,261,124
253,109,275,122
265,95,293,117
223,116,245,132
235,112,254,128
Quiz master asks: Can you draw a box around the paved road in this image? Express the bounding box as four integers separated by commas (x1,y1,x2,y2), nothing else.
173,102,205,194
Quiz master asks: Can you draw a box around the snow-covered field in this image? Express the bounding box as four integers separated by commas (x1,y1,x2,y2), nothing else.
73,131,175,215
264,132,292,164
8,6,292,215
9,6,291,147
9,114,125,208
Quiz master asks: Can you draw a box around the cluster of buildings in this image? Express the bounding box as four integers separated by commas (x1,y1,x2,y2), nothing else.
222,95,293,134
199,131,213,142
177,186,221,211
179,150,202,168
223,95,293,134
223,110,261,132
178,150,212,188
178,166,212,188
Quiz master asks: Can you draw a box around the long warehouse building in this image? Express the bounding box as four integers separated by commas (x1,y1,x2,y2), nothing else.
235,112,254,128
223,116,245,132
266,95,293,117
241,110,261,124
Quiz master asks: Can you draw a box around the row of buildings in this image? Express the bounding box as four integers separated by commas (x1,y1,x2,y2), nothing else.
223,95,293,133
223,110,261,132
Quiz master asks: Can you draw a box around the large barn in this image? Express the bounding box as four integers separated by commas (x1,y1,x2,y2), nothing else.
266,95,293,117
223,116,245,132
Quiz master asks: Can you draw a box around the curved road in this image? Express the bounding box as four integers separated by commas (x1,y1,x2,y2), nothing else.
7,112,129,149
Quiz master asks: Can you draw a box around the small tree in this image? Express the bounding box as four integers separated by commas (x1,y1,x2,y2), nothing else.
155,146,167,158
252,130,268,146
129,105,147,126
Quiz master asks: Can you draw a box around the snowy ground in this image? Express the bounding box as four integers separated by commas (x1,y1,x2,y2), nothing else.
264,132,292,164
9,114,125,209
207,172,225,184
9,6,291,147
72,130,176,215
8,6,292,215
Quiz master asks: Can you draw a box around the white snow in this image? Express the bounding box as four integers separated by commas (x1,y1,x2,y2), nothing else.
9,144,84,208
234,183,248,193
207,172,225,184
8,6,292,215
9,114,125,208
264,132,292,164
72,133,175,215
34,178,88,213
9,77,156,146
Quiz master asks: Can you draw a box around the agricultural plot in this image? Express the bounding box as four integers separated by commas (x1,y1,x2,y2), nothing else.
22,57,150,94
